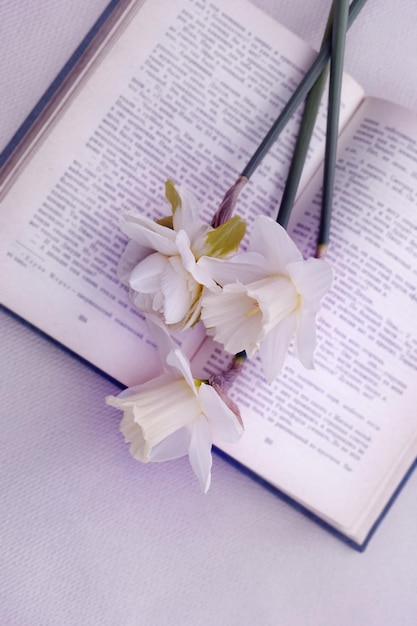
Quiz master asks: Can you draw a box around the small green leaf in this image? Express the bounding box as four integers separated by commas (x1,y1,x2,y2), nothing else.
194,378,209,390
156,215,174,229
165,179,182,214
205,215,246,257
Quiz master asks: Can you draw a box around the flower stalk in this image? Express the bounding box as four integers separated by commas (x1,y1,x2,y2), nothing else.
316,0,350,258
108,0,370,491
276,3,334,229
216,0,369,227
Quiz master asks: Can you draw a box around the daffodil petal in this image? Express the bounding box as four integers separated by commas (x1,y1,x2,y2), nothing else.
247,276,297,333
188,416,213,493
176,230,216,288
128,252,167,293
159,257,195,324
294,309,317,369
117,239,150,284
259,315,296,383
120,408,149,461
198,251,268,287
107,376,197,463
166,348,196,392
250,215,302,271
201,283,265,356
287,257,333,306
129,291,155,317
150,425,191,461
106,373,172,402
172,185,202,240
120,213,177,255
146,318,176,367
198,383,243,443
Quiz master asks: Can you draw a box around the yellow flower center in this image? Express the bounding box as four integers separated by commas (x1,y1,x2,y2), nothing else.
244,301,261,317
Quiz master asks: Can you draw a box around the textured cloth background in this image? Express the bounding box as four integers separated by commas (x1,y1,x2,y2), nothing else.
1,1,417,624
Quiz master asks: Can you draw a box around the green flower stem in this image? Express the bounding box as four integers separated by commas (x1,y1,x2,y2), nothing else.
276,4,334,229
240,0,368,181
316,0,350,258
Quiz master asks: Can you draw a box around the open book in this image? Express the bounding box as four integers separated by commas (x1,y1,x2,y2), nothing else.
1,0,417,550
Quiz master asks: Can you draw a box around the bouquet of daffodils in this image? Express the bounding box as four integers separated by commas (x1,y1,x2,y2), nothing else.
106,0,368,491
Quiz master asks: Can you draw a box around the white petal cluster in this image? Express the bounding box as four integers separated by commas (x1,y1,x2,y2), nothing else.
118,187,207,329
118,183,244,331
110,181,333,491
200,215,333,383
106,344,243,492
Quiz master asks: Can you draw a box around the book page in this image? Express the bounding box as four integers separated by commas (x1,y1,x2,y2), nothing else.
0,0,363,386
193,98,417,541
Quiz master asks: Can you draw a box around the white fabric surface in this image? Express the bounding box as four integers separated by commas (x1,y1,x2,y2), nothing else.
1,1,417,624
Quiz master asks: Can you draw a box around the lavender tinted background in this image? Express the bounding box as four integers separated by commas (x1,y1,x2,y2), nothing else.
1,1,417,624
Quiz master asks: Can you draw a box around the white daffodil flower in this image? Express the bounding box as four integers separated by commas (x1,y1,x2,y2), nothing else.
200,215,333,383
106,345,243,492
117,181,246,330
